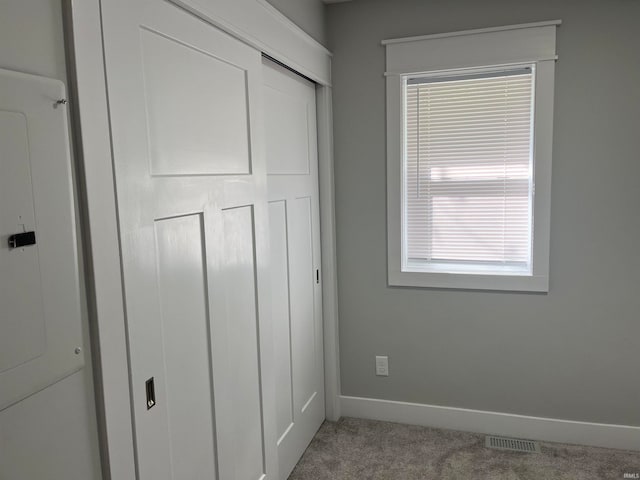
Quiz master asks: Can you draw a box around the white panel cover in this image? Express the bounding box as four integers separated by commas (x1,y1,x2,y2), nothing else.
0,68,84,410
0,112,46,373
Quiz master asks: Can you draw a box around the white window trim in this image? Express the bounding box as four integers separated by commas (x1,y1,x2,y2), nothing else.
385,21,560,292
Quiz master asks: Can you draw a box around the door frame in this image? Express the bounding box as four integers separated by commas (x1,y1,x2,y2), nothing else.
64,1,340,478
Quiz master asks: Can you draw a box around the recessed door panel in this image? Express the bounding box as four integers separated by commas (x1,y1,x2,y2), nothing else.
140,26,250,176
220,205,265,480
289,197,317,414
155,214,217,480
264,86,310,175
269,200,295,441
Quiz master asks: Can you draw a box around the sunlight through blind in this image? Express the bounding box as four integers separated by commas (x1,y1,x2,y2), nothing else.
404,68,534,273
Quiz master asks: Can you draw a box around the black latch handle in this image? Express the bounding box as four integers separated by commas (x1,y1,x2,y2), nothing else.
145,377,156,410
8,231,36,249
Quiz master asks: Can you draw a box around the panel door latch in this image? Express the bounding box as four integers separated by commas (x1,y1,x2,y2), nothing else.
145,377,156,410
8,231,36,249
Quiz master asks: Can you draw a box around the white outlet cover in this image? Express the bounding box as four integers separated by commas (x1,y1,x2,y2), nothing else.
375,356,389,376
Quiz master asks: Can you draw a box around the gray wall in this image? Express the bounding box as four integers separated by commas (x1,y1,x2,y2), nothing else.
0,1,102,478
327,0,640,426
266,0,326,45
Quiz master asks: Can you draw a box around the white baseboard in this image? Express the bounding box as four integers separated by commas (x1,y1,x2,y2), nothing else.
340,395,640,451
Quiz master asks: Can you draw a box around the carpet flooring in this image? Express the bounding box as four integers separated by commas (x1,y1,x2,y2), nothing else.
288,417,640,480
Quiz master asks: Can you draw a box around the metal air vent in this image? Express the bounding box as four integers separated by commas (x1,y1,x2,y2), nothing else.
485,435,541,453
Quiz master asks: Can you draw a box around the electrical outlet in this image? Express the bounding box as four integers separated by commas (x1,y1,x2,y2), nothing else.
375,355,389,376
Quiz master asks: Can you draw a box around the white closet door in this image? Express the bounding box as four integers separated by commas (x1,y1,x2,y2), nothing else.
263,58,325,479
100,1,277,479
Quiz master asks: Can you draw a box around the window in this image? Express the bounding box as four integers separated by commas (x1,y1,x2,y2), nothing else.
405,67,534,274
385,21,560,291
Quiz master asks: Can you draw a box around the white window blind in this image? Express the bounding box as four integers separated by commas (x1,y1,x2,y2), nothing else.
404,67,534,274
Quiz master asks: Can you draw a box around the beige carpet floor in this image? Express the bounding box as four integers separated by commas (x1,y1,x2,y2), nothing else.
289,417,640,480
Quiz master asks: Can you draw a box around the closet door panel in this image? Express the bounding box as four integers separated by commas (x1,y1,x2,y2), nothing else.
264,58,325,479
101,1,277,478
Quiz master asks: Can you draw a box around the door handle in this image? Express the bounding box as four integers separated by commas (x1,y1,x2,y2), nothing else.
146,377,156,410
8,231,36,249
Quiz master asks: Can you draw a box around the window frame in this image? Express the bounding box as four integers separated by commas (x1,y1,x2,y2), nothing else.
385,21,560,292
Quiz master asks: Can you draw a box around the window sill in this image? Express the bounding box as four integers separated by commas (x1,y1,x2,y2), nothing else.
388,269,548,292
